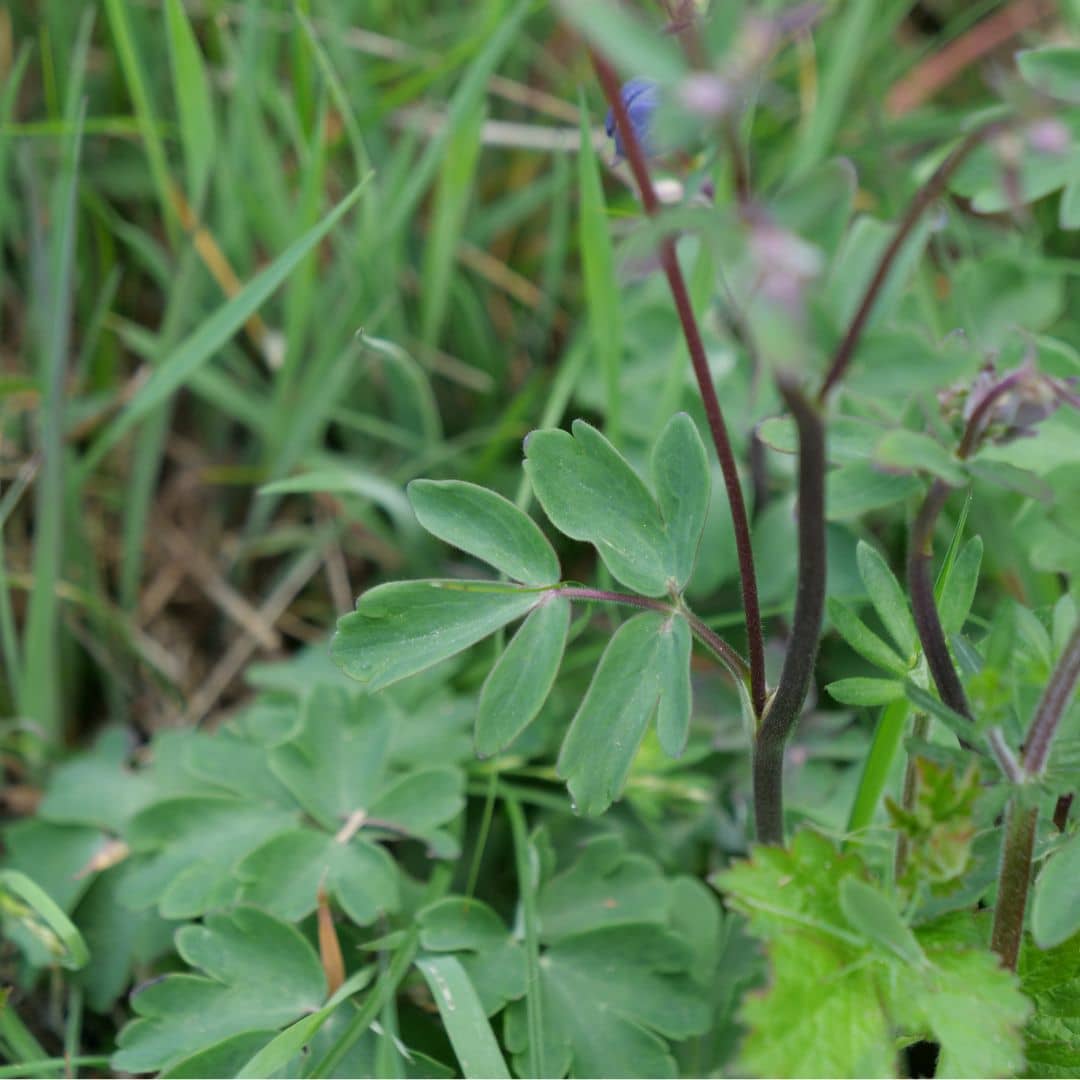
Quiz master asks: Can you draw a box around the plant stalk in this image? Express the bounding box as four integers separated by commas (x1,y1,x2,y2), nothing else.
592,51,767,718
907,478,972,720
817,119,1008,402
990,623,1080,970
752,377,826,844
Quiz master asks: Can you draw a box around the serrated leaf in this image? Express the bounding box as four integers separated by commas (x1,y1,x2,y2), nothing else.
1032,832,1080,949
857,541,919,661
408,480,559,586
839,877,924,966
939,536,983,637
826,677,905,706
827,597,909,675
715,833,1029,1078
1020,931,1080,1077
524,420,672,597
476,596,569,757
875,429,968,486
332,580,538,690
557,611,689,815
651,412,710,590
112,907,326,1074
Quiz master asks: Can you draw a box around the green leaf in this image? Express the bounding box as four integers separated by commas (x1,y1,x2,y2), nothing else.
827,597,909,675
1032,831,1080,949
524,420,672,597
857,541,919,661
654,611,692,758
476,596,570,757
415,956,510,1079
123,796,298,918
1018,46,1080,103
827,462,923,519
82,179,370,472
236,828,399,925
332,580,538,691
939,536,983,638
417,898,527,1016
164,0,216,204
826,677,905,706
1019,931,1080,1077
838,877,924,966
112,907,326,1074
536,834,672,941
0,870,89,971
903,682,973,741
557,611,690,815
651,412,710,590
875,429,968,486
967,459,1054,503
715,832,1030,1078
408,480,560,586
504,924,709,1079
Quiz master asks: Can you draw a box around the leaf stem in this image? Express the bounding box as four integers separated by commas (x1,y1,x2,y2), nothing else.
591,51,767,718
817,119,1008,402
752,377,826,844
1022,622,1080,777
907,478,972,721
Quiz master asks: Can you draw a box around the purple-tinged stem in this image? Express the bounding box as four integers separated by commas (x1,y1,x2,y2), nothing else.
592,51,767,718
818,119,1008,403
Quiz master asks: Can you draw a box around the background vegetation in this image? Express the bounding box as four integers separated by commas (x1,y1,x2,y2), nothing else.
1,1,1079,1077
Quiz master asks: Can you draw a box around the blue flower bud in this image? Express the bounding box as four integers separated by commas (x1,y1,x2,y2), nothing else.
604,78,659,160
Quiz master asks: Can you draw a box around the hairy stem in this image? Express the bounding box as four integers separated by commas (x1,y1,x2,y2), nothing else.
908,478,972,720
990,801,1037,971
817,119,1008,402
1023,622,1080,776
753,377,826,844
894,713,930,883
592,51,767,718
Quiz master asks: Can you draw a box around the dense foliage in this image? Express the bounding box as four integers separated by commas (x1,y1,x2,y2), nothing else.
2,2,1080,1077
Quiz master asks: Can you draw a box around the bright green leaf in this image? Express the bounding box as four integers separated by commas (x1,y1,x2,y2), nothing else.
408,480,560,586
1018,46,1080,103
875,429,968,486
827,597,909,675
826,677,905,706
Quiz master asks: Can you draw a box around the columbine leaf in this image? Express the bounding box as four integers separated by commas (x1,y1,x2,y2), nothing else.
236,828,399,925
332,580,538,690
651,412,710,590
408,479,560,586
1017,46,1080,104
476,595,570,757
524,420,672,597
1031,831,1080,949
418,897,526,1015
857,541,919,661
557,610,691,815
112,907,326,1075
654,611,692,758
